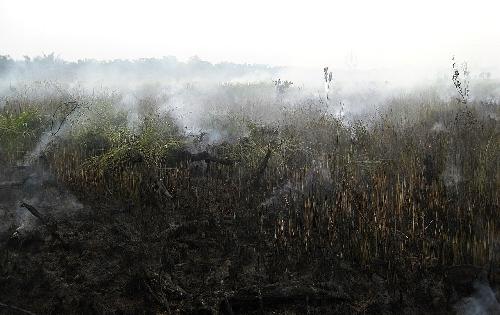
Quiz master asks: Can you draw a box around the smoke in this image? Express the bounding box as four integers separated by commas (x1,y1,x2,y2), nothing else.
431,122,446,133
2,56,500,163
24,132,54,165
24,100,83,165
0,82,89,235
2,55,500,132
120,93,141,133
455,282,500,315
261,159,333,210
0,57,289,235
441,162,462,189
0,162,84,236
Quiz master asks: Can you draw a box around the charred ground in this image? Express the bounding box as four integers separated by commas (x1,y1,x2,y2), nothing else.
0,82,499,314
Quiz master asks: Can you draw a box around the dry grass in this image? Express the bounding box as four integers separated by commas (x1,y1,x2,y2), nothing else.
1,83,498,278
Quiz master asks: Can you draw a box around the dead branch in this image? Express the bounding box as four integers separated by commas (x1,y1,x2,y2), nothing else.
155,178,173,199
0,180,25,189
143,279,172,314
50,101,79,137
20,202,46,224
251,146,272,188
159,220,211,240
0,301,37,315
181,151,235,166
19,202,68,247
222,295,235,315
144,171,173,200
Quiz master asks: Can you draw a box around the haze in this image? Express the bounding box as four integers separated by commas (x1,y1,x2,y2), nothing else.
1,0,499,71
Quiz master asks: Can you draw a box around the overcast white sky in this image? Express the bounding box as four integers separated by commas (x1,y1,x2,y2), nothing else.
1,0,499,70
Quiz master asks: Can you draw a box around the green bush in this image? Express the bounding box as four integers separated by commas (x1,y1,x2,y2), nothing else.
0,109,45,163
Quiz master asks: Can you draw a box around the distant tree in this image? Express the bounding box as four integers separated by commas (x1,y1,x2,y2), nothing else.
451,56,470,104
273,78,293,95
0,55,14,75
323,67,333,100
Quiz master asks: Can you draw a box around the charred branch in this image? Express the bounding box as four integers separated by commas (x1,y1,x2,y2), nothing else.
50,101,80,137
142,278,172,314
0,301,37,315
179,150,236,166
19,202,67,248
251,146,272,188
0,180,26,189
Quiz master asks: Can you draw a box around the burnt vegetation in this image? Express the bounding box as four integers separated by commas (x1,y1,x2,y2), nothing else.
0,59,499,314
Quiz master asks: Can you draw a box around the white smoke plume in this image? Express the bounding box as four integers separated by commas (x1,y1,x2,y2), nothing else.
455,282,500,315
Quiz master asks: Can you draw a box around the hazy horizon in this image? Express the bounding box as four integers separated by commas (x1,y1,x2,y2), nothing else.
1,0,499,71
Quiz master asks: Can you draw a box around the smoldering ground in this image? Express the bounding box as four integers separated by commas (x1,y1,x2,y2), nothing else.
0,55,499,314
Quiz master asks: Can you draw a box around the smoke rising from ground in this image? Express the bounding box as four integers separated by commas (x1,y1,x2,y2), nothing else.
455,282,500,315
1,55,499,156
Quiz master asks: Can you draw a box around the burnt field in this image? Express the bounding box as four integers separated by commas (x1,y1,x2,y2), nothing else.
0,78,499,314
